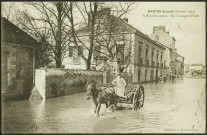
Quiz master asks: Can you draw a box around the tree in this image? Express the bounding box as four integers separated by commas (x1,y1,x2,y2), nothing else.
63,2,135,70
63,2,99,70
35,35,53,68
1,2,15,20
17,2,71,68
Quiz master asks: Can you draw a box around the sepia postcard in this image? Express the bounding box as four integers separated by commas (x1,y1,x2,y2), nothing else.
1,1,206,134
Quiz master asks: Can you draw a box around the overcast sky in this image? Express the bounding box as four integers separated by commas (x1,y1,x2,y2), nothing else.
127,2,205,65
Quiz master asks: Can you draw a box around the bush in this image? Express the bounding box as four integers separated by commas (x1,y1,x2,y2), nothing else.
45,70,103,98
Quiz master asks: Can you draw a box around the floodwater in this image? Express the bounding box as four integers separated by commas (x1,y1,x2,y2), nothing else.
2,77,206,133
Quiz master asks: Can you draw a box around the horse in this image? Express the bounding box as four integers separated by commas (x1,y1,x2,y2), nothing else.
86,82,118,117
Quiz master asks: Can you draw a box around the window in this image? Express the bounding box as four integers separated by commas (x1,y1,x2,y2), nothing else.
78,46,83,57
139,46,142,57
116,43,124,63
151,49,154,60
69,46,74,57
161,53,163,62
138,69,141,82
69,46,83,57
146,48,148,58
94,45,101,58
146,48,149,65
151,70,154,81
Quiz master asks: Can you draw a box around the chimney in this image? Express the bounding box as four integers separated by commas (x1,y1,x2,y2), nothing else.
153,25,165,33
100,8,110,15
122,17,128,23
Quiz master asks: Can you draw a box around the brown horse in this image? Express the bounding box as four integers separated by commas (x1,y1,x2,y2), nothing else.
86,82,118,117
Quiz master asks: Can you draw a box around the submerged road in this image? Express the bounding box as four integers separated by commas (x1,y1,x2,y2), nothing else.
2,77,205,133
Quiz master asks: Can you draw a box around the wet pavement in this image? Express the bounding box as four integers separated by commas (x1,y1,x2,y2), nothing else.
2,77,206,133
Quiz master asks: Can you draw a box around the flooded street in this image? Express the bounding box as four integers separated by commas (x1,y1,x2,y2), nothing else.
2,77,206,133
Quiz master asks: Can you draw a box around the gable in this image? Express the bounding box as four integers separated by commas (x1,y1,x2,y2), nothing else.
1,17,39,47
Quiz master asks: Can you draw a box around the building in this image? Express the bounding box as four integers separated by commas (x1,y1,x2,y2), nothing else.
184,64,190,73
175,53,185,76
1,17,39,100
149,25,184,76
62,8,168,83
189,64,205,71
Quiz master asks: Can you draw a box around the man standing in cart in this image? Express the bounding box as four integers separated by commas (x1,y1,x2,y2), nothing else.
112,73,127,99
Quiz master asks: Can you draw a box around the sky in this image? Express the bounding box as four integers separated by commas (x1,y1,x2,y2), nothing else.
2,2,205,65
126,2,205,65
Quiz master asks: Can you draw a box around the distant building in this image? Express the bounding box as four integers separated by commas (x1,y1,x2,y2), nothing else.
184,64,190,73
189,64,205,71
175,53,184,75
1,17,39,99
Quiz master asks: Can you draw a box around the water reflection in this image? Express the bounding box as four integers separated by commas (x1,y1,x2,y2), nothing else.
2,77,205,133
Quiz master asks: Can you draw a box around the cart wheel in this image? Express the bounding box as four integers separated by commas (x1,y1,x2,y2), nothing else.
138,89,145,108
132,92,139,110
132,88,145,110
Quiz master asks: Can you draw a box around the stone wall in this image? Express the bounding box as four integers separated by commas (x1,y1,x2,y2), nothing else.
33,68,103,99
2,43,35,101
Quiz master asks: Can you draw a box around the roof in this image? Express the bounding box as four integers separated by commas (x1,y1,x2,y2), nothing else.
190,64,205,67
1,17,39,47
176,53,184,58
77,14,165,50
77,15,136,34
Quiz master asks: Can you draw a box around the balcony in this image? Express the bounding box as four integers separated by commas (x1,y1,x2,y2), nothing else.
138,58,143,66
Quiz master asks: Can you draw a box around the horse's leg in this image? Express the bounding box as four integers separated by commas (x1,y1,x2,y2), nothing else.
105,102,109,108
93,99,98,113
94,104,97,113
96,103,101,117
